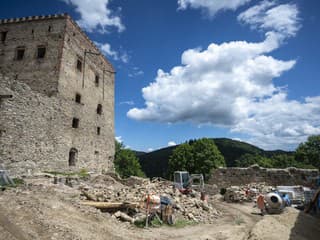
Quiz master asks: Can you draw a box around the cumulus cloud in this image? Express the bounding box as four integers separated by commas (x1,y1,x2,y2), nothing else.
168,141,177,147
95,42,129,63
177,0,251,16
238,1,300,38
62,0,125,33
128,2,320,149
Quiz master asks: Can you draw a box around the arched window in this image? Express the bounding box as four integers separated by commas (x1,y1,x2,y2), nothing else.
68,148,78,166
97,104,102,115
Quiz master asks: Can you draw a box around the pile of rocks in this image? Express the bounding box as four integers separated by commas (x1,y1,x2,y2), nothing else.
223,182,272,203
80,175,222,224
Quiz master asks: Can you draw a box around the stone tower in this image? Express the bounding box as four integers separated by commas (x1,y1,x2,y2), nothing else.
0,14,115,175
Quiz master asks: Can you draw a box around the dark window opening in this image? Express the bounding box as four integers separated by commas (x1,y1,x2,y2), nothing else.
16,48,25,60
69,148,78,166
72,118,79,128
37,46,46,58
48,26,52,32
77,59,82,72
95,75,99,86
1,31,7,42
75,93,81,103
97,104,102,115
31,29,34,34
97,127,101,135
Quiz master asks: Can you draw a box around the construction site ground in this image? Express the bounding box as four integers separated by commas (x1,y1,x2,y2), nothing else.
0,175,319,240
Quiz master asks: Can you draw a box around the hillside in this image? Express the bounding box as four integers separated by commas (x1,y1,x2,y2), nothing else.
136,138,292,178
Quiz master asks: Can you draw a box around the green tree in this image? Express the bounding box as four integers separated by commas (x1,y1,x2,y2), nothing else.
168,143,193,174
295,135,320,169
235,153,273,168
114,140,145,178
168,138,225,179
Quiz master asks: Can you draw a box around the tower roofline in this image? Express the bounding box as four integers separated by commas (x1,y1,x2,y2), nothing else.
0,13,115,73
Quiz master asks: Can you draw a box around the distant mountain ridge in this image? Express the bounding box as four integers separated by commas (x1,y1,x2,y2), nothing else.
136,138,293,178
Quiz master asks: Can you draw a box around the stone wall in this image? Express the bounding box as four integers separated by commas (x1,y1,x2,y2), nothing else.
0,14,114,176
0,15,66,96
209,165,319,187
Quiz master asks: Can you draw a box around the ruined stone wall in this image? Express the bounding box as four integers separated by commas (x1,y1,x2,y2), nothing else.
0,75,68,176
0,16,66,96
56,18,115,171
209,165,319,187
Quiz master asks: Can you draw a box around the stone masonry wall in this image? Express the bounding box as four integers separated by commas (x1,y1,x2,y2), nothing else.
209,165,319,188
0,16,66,96
55,18,115,172
0,15,115,176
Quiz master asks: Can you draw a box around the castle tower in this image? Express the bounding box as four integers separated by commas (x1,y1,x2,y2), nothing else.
0,14,115,175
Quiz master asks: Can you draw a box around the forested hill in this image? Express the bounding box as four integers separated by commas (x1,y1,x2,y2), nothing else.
136,138,293,178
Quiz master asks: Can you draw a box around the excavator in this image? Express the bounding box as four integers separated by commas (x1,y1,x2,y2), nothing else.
173,171,204,194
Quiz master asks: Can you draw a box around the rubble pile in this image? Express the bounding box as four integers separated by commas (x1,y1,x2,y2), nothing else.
223,182,272,203
80,175,222,224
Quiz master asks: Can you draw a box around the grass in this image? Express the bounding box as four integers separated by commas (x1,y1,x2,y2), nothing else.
44,168,89,178
134,217,197,229
170,219,197,228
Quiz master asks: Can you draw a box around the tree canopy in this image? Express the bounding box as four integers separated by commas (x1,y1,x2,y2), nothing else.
168,138,225,179
295,135,320,169
114,141,145,178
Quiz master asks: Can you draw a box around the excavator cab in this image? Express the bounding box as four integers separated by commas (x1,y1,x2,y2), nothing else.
173,171,204,194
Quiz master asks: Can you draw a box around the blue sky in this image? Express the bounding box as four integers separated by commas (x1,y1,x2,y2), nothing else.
1,0,319,151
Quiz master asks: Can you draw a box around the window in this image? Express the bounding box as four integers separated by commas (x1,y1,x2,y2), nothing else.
1,31,7,43
97,127,101,135
72,118,79,128
97,104,102,115
16,47,25,60
69,148,78,166
37,46,46,58
76,59,82,72
75,93,81,103
48,26,52,32
95,75,99,86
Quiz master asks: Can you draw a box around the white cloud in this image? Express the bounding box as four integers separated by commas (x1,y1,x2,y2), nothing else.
168,141,177,147
178,0,251,16
119,101,135,106
147,148,154,152
115,136,123,143
95,42,129,63
128,68,144,78
238,1,300,38
128,3,320,150
62,0,125,33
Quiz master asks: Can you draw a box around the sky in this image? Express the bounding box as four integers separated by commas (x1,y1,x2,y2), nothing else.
0,0,319,152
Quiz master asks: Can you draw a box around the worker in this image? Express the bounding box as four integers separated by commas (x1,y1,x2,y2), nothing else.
257,194,266,216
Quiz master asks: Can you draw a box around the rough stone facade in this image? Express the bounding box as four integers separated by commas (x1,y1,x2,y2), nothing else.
209,165,319,188
0,14,115,176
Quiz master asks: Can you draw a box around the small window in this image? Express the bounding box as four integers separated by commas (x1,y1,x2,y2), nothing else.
16,48,25,60
97,104,102,115
76,59,82,72
1,31,7,43
95,75,99,86
37,46,46,58
72,118,79,128
97,127,101,135
48,26,52,32
75,93,81,103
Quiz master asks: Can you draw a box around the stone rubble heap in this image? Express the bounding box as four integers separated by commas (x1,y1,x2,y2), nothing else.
79,175,222,224
223,182,272,203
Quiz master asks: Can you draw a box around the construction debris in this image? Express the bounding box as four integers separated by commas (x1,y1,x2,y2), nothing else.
80,175,221,224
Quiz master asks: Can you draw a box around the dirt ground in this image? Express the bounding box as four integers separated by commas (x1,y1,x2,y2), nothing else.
0,176,319,240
